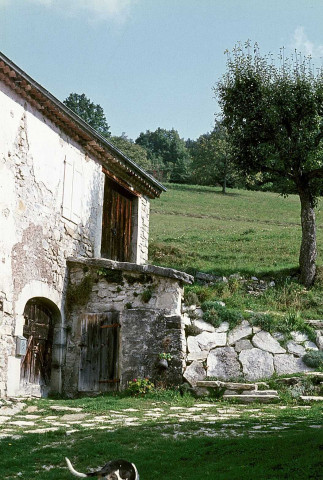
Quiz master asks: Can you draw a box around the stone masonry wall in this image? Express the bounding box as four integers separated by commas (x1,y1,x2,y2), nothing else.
182,305,322,388
63,258,193,395
0,81,101,396
0,79,154,397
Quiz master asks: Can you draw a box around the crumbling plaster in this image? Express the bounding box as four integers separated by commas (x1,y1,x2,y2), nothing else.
0,80,151,397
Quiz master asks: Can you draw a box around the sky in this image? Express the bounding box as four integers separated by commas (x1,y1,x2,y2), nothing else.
1,0,323,141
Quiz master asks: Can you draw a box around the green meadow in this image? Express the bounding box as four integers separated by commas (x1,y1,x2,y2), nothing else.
1,394,322,480
2,184,322,480
149,184,323,277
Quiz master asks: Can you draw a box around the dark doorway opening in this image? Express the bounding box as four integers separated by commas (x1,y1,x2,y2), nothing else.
21,298,56,396
101,177,134,262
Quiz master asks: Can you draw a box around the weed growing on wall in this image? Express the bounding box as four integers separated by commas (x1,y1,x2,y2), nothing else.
97,267,124,284
201,301,243,329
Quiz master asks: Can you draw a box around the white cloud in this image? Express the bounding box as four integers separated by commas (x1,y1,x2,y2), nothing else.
78,0,135,20
30,0,53,5
2,0,137,22
292,26,323,58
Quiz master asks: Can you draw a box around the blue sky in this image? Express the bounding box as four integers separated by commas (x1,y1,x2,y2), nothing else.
1,0,323,140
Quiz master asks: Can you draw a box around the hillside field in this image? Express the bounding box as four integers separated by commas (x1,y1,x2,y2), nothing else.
149,184,323,277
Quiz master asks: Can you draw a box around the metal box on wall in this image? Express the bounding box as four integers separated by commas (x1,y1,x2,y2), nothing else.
16,336,27,356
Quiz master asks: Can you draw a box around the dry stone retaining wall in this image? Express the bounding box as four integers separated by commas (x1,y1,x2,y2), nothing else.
182,305,322,387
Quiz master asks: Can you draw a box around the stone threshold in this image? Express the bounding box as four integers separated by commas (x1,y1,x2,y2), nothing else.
197,381,269,391
223,394,279,404
67,257,194,284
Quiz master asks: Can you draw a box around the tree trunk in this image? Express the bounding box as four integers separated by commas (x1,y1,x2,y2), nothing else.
222,156,228,194
222,176,227,194
298,187,317,287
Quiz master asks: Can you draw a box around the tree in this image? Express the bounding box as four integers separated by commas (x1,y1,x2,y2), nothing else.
136,128,190,183
63,93,111,138
216,43,323,286
189,123,239,193
110,134,153,172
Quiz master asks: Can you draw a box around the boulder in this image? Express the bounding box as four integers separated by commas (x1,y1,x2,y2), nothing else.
316,332,323,350
252,326,262,334
182,313,191,326
215,321,230,333
194,307,204,318
193,319,215,333
252,331,286,354
195,331,227,351
234,339,253,353
187,336,201,353
274,354,313,375
187,351,208,362
239,348,274,380
207,347,241,380
291,331,309,343
228,320,252,345
286,341,306,357
304,341,319,351
183,361,206,387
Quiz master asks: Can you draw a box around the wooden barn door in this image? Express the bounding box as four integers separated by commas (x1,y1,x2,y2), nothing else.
101,177,134,262
21,300,54,391
79,312,120,392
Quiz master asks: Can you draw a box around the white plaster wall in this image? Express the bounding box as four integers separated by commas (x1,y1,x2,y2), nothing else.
0,80,153,397
137,195,150,264
0,81,105,396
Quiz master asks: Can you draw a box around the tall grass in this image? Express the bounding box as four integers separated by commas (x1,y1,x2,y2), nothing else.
149,184,323,276
149,184,323,318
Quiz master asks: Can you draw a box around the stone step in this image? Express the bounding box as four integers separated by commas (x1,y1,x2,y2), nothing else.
224,390,278,396
243,390,278,396
300,396,323,402
305,320,323,329
223,394,279,404
303,372,323,379
197,380,257,391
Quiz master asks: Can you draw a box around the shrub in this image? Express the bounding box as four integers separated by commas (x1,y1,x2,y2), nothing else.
250,313,275,332
201,301,243,329
202,309,222,328
184,290,199,306
302,351,323,369
127,378,155,396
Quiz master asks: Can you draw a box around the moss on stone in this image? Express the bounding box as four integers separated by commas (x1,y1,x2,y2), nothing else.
124,274,153,285
97,267,124,284
66,275,94,312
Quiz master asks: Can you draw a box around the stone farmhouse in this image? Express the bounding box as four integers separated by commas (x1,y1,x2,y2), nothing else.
0,52,193,398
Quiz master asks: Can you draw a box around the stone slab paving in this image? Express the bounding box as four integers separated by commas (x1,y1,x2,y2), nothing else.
0,399,322,440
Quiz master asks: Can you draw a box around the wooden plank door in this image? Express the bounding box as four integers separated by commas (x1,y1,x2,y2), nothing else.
101,177,133,262
21,301,54,387
79,312,120,392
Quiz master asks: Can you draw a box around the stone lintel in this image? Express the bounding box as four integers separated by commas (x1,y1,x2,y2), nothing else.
67,257,194,284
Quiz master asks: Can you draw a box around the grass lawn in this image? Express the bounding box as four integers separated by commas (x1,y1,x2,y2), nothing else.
149,184,323,276
1,395,322,480
149,184,323,320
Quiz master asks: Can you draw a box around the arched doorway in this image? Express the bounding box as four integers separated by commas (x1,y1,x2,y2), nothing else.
20,297,59,397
